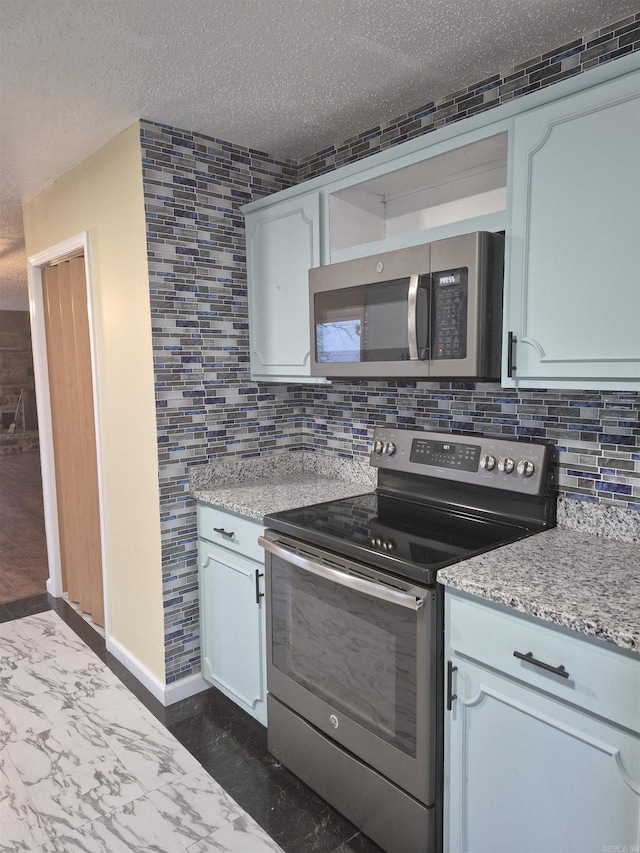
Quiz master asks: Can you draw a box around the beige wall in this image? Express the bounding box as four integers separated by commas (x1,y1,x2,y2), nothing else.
22,122,165,682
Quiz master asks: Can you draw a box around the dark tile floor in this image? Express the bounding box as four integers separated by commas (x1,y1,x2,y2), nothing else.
0,592,385,853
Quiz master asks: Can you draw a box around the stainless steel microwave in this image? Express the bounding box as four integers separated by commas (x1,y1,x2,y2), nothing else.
309,231,504,379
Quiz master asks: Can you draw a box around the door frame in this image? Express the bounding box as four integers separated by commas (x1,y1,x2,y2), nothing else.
27,232,109,634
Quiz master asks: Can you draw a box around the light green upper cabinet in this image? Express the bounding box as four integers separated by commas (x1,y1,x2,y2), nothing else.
504,68,640,390
245,192,324,383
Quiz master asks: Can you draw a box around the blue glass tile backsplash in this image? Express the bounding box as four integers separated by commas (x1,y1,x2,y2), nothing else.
142,11,640,684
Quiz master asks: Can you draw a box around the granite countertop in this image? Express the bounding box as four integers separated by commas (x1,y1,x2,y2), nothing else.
190,452,376,521
437,525,640,654
192,471,371,520
191,453,640,655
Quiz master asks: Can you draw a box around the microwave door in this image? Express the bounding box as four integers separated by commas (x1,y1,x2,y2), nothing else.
362,280,412,362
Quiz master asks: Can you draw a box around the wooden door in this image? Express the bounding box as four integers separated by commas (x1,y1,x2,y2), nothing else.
41,256,104,626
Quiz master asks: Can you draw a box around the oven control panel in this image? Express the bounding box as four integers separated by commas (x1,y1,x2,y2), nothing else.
410,438,480,471
370,427,554,495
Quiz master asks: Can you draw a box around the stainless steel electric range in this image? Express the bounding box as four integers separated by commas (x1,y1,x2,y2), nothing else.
259,427,556,853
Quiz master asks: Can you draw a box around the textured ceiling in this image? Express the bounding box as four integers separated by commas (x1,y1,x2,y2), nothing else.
1,0,638,309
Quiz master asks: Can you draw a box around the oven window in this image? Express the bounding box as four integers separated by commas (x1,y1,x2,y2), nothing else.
270,556,418,757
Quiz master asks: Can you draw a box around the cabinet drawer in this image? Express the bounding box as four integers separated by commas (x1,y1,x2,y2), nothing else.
447,591,640,733
197,503,264,562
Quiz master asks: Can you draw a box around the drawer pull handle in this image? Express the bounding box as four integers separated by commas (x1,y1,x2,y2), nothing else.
446,661,458,711
213,527,235,539
513,650,569,679
255,569,264,605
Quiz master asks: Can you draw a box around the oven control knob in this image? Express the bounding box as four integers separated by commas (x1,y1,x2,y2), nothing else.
372,440,384,455
480,454,496,471
375,537,383,547
517,459,535,477
383,441,396,456
498,456,515,474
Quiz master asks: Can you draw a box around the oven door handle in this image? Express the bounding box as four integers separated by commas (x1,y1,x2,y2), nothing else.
259,537,426,611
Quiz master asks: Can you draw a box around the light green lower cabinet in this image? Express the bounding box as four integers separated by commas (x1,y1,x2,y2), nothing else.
197,506,267,726
444,590,640,853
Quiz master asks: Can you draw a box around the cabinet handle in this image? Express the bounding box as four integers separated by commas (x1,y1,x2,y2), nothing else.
213,527,235,539
446,660,458,711
513,650,569,679
255,569,264,605
507,331,517,377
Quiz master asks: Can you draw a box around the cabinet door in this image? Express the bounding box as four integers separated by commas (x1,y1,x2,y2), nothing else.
445,656,640,853
245,192,324,382
505,69,640,388
198,539,266,725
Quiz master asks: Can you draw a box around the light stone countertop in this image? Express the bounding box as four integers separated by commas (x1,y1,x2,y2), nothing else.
192,472,371,520
190,452,376,521
437,526,640,654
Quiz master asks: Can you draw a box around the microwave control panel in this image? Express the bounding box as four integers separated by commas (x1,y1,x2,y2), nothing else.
431,268,468,360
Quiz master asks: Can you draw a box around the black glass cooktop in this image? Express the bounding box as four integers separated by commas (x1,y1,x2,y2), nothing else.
264,492,534,586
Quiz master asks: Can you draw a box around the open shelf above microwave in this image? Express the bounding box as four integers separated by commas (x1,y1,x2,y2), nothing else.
329,132,508,257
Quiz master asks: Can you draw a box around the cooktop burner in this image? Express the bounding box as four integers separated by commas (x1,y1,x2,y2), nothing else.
264,428,556,586
265,492,533,585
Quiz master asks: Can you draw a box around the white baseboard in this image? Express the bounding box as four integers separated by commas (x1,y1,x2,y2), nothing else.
164,672,211,706
106,635,167,704
106,635,209,706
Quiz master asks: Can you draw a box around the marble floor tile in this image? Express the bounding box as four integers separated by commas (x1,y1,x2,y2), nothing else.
71,792,220,853
48,651,132,707
0,680,85,748
0,601,384,853
0,648,59,694
146,766,246,843
0,620,45,663
26,749,145,837
0,744,50,849
86,693,202,792
7,713,111,785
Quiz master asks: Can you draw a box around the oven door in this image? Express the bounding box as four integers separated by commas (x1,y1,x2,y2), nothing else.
260,533,441,806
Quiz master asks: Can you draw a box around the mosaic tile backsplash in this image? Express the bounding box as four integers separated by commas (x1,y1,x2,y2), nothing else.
141,125,297,684
142,13,640,685
292,383,640,509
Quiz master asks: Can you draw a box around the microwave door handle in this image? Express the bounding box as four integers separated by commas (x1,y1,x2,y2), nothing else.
259,537,426,611
407,273,420,360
